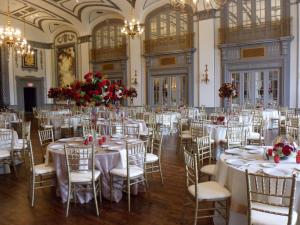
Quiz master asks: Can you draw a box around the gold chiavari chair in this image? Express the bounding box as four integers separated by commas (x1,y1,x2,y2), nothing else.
124,123,140,139
245,170,297,225
247,116,265,146
38,129,54,164
286,126,300,145
13,121,31,166
145,131,163,184
182,149,231,225
225,123,245,149
0,120,8,129
178,118,192,154
97,122,110,136
61,115,74,138
28,140,56,207
110,122,124,136
64,144,102,217
196,136,215,179
110,141,147,212
82,123,96,137
0,129,16,174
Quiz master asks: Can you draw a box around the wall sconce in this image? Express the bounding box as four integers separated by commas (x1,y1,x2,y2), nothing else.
132,70,138,85
201,64,209,84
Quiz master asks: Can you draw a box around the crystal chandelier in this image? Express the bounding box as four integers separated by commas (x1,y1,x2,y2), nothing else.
170,0,187,11
0,0,33,55
121,19,144,39
202,0,228,10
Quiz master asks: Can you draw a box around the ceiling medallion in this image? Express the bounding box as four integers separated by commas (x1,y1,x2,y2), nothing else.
0,0,33,55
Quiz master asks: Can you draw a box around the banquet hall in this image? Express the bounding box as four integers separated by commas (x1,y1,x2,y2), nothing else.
1,0,300,225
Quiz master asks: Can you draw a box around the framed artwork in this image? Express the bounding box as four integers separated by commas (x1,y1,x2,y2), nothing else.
22,49,38,69
56,44,76,87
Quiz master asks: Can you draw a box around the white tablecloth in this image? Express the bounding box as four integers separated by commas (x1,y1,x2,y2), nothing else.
48,136,145,203
214,149,300,225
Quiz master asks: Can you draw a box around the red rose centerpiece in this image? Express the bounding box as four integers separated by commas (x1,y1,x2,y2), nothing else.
271,136,298,160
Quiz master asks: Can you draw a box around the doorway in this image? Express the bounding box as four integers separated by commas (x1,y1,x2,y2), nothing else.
23,87,37,112
151,75,187,106
230,69,280,107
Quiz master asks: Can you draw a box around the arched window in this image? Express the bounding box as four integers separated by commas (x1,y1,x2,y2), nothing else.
92,19,126,61
145,5,193,54
220,0,288,43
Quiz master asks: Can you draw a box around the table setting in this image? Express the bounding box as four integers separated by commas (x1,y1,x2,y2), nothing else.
48,134,145,204
214,136,300,225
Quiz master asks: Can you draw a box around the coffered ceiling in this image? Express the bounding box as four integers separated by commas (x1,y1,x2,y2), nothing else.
0,0,163,32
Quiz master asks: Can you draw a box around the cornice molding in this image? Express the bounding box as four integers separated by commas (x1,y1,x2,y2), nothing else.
194,9,217,21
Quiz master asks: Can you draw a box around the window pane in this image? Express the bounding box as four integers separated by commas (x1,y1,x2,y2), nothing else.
228,0,238,28
271,0,281,21
242,0,252,26
160,13,168,36
179,13,188,35
150,17,157,39
256,0,265,25
169,11,177,36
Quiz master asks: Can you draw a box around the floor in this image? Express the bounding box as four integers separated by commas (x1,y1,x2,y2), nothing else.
0,116,277,225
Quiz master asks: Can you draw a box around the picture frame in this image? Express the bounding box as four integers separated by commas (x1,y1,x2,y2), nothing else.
22,49,38,69
56,44,76,87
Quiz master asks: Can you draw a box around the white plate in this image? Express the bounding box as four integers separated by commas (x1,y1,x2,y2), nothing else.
58,138,74,142
67,143,79,147
100,144,109,148
245,145,259,150
73,138,84,142
127,139,138,143
225,149,242,155
263,168,293,177
50,144,64,150
248,150,262,154
110,138,120,141
115,141,124,145
225,158,248,167
260,163,277,168
111,134,124,138
107,146,119,151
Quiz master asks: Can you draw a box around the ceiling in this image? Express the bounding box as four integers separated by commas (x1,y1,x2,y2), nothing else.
0,0,162,37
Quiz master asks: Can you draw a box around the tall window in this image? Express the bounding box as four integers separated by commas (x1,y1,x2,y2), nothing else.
228,0,238,28
93,20,125,49
147,8,192,40
225,0,283,28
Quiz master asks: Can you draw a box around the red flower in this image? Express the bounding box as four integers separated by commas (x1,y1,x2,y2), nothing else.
282,145,292,156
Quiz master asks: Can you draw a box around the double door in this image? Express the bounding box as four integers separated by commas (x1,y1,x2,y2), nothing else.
151,75,187,106
231,69,280,107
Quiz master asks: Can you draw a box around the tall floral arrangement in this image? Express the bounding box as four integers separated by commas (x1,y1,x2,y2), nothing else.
48,71,130,107
218,83,238,99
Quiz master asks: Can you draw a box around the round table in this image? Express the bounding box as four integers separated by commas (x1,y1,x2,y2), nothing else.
48,136,145,204
214,148,300,225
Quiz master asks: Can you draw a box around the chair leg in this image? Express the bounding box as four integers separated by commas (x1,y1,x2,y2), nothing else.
99,175,102,204
93,182,99,216
159,161,164,185
66,183,72,217
31,176,35,207
194,200,199,225
127,180,131,212
110,174,113,203
225,199,230,225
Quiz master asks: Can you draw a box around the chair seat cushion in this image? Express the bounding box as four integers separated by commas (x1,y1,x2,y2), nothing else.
248,132,264,140
200,164,216,176
182,130,191,135
13,139,28,150
188,181,231,201
110,165,144,178
34,163,56,175
42,125,53,129
0,150,10,158
146,153,159,163
251,202,297,225
70,170,101,183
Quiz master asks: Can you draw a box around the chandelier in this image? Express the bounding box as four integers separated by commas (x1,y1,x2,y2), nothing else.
121,19,144,39
0,0,33,55
170,0,187,11
202,0,228,10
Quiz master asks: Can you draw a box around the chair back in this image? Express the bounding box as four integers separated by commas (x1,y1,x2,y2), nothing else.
110,122,124,136
246,170,297,225
151,132,163,158
0,129,14,151
196,136,212,167
183,149,198,199
286,126,300,145
126,141,146,176
124,123,140,138
64,145,95,178
226,123,245,148
38,129,54,147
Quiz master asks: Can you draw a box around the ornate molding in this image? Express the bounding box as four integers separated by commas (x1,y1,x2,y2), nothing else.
78,35,92,44
28,40,53,49
194,9,217,21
